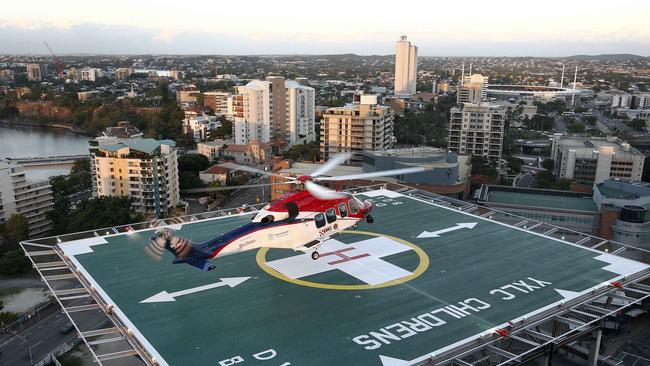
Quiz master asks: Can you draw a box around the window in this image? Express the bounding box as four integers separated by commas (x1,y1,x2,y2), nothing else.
339,203,348,218
325,208,337,223
349,199,360,214
315,213,326,228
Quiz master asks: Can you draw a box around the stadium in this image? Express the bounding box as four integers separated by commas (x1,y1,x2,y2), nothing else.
486,84,589,102
20,185,650,366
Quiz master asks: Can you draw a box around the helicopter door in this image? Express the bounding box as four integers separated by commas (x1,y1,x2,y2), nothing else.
285,201,299,221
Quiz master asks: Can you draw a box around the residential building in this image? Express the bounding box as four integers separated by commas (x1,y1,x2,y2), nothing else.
394,35,418,97
115,67,134,80
457,74,489,104
199,165,230,184
99,121,144,140
77,90,100,101
0,160,54,237
182,113,221,142
319,95,395,163
447,104,506,162
551,134,645,184
197,139,228,161
0,70,15,83
26,63,42,81
80,67,103,82
220,140,270,164
89,138,180,217
611,94,649,110
177,86,200,104
232,77,315,146
203,92,231,116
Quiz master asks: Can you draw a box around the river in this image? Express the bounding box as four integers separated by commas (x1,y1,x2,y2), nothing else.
0,125,91,181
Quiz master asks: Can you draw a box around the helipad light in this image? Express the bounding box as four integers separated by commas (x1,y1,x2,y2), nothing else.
561,236,565,240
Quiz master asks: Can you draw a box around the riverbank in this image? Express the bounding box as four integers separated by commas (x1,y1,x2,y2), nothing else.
0,118,93,136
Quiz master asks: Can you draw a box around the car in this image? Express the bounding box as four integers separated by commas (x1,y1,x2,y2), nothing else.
59,322,75,335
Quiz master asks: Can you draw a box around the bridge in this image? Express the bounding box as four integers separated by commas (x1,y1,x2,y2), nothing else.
5,154,89,169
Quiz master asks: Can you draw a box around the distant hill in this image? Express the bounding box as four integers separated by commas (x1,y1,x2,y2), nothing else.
567,54,648,61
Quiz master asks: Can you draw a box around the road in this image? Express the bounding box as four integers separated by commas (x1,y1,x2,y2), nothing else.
553,113,568,133
592,110,632,133
222,176,271,209
0,302,105,365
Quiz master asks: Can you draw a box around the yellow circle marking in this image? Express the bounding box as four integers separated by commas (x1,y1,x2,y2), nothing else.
256,230,429,290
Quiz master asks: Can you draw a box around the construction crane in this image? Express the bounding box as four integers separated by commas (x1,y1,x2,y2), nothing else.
44,41,62,80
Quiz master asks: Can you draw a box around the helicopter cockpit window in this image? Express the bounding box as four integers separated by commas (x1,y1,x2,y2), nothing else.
314,213,326,228
325,208,337,223
349,199,360,214
338,203,348,218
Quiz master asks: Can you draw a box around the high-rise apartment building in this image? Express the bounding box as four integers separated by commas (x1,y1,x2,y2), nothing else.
551,134,645,184
447,104,506,161
394,36,418,97
457,74,489,104
115,67,134,81
232,77,315,146
26,64,42,81
0,160,54,237
89,138,180,217
320,95,395,162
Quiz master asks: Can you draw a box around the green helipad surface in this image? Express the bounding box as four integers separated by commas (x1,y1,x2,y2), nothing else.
59,189,647,366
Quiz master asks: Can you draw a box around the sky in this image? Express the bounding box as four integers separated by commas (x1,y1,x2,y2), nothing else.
1,0,649,56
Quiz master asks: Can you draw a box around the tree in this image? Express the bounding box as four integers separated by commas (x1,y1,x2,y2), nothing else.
567,122,586,134
64,197,143,233
0,249,31,276
527,114,554,131
0,214,29,249
178,154,211,174
179,171,205,190
542,159,554,171
629,118,646,131
471,156,497,177
283,142,320,161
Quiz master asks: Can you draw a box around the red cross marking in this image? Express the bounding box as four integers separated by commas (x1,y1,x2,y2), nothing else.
320,247,370,265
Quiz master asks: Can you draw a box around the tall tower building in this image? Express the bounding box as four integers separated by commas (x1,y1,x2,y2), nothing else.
394,35,418,97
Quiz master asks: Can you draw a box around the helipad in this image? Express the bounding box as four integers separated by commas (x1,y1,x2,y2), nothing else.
39,189,650,365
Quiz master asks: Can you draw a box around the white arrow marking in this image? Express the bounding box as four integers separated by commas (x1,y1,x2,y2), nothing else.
140,277,250,303
379,355,410,366
554,289,581,301
417,222,478,238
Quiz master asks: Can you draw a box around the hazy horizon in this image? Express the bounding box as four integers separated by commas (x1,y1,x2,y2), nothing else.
2,0,649,57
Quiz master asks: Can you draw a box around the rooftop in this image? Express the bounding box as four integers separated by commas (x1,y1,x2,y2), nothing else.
34,188,649,366
479,186,599,212
99,138,176,155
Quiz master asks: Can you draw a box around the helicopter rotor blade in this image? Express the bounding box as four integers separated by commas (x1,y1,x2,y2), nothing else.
310,152,352,178
304,181,347,200
219,162,296,181
313,166,425,182
181,181,299,194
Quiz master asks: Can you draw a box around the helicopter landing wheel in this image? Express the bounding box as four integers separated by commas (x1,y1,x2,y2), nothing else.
351,223,359,229
311,251,320,260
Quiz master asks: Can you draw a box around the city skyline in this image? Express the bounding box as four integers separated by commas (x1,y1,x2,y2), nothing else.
1,0,649,56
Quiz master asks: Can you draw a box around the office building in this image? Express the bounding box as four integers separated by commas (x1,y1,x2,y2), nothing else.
593,179,650,248
394,35,418,97
447,104,506,161
320,95,395,162
89,138,180,217
0,160,54,237
551,134,645,184
457,74,489,104
232,77,315,146
26,64,42,81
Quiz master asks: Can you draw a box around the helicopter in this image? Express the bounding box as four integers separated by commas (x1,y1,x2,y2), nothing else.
148,153,425,271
